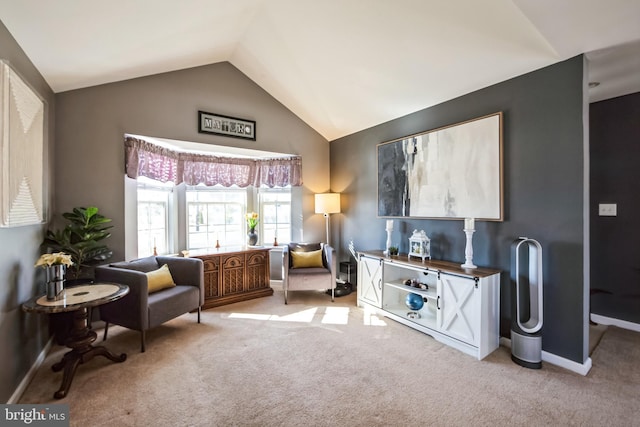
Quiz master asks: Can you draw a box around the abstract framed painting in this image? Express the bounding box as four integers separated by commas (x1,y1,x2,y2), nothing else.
0,60,45,227
377,112,503,221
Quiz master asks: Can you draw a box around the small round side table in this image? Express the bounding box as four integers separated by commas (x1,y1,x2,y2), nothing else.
22,283,129,399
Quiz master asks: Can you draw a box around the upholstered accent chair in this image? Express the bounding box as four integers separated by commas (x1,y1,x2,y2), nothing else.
94,255,204,352
282,242,336,304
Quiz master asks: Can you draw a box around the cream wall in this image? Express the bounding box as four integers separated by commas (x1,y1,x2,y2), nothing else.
55,62,331,262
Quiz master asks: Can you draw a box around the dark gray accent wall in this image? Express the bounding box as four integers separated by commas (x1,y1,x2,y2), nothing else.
331,56,586,363
0,20,56,403
590,92,640,323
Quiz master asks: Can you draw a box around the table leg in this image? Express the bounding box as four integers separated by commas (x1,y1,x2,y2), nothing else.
51,307,126,399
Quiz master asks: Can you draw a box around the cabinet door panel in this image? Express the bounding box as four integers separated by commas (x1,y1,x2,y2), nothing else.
246,252,269,290
201,256,220,298
358,256,383,308
222,254,245,294
438,274,479,346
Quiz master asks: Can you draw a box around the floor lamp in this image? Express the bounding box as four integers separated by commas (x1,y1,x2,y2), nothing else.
315,193,341,246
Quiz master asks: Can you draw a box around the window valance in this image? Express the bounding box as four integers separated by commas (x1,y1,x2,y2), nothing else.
125,136,302,187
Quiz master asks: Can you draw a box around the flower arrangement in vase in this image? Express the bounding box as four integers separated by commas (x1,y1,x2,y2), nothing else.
35,252,74,300
245,212,259,246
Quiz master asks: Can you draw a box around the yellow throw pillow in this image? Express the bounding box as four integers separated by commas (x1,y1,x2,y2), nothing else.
146,264,176,293
291,249,324,268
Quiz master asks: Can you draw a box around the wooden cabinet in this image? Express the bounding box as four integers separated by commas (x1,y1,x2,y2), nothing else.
193,247,272,309
358,251,500,360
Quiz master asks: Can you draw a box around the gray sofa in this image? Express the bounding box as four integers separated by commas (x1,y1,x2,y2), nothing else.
95,255,204,352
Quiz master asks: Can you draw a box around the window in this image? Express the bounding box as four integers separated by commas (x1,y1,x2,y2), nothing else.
186,187,246,249
259,188,291,245
137,182,291,255
137,178,174,257
129,136,299,258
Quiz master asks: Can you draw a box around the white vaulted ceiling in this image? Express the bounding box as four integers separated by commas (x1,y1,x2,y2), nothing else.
0,0,639,141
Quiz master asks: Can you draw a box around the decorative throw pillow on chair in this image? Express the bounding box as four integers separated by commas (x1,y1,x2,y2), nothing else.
291,249,324,268
146,264,176,293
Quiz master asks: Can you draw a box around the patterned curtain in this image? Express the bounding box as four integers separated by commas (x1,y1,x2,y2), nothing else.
124,136,302,187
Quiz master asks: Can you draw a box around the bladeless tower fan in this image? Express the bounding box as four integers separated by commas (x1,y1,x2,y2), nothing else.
510,237,543,369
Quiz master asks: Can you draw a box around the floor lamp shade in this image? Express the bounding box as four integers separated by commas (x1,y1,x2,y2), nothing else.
315,193,341,215
315,193,341,245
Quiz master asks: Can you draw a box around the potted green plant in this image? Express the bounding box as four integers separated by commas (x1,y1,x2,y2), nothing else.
42,206,113,281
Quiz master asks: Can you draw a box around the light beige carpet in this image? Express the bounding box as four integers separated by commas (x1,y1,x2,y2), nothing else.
589,323,608,355
19,290,640,426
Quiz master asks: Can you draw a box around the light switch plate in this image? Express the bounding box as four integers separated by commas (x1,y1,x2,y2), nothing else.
598,203,617,216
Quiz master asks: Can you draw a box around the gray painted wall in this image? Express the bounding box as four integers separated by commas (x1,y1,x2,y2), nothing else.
0,21,56,403
330,56,587,364
2,57,329,401
55,62,331,263
590,92,640,323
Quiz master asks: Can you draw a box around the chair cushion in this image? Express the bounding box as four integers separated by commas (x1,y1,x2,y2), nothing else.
288,267,329,275
146,264,176,293
148,285,200,328
291,249,324,268
110,256,159,272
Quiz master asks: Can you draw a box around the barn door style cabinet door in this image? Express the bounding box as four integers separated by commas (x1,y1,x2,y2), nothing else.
357,254,383,308
437,273,481,348
357,251,500,360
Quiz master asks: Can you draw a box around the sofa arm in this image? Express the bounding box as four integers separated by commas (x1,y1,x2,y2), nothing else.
282,246,290,284
94,266,150,330
323,244,337,286
323,245,336,273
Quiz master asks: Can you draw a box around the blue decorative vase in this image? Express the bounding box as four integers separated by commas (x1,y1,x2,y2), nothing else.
405,293,424,311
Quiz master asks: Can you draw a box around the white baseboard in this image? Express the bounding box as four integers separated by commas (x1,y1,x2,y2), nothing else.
8,337,53,404
499,337,592,376
542,349,592,376
270,280,283,290
590,313,640,332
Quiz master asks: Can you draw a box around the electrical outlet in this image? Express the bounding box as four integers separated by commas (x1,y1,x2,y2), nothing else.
598,203,617,216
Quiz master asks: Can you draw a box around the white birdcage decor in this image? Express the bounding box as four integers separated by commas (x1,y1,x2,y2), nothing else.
408,229,431,261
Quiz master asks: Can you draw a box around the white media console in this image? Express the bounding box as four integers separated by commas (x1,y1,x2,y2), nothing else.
357,250,501,360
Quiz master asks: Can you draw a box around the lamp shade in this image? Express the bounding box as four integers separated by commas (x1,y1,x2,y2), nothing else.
315,193,341,214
